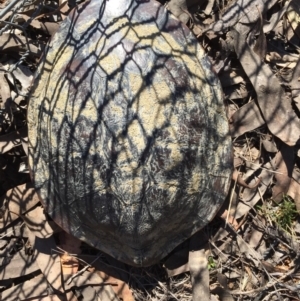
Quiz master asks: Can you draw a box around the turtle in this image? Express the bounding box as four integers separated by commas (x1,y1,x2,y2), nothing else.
28,0,233,268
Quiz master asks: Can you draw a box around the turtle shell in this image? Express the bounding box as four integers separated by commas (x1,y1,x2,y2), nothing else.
28,0,232,266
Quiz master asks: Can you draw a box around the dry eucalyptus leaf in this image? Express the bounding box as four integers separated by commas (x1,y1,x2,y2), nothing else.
27,230,64,295
287,178,300,211
0,274,49,301
292,167,300,183
235,163,273,219
166,0,190,24
0,34,41,57
0,130,22,154
207,0,278,33
0,125,27,152
0,249,39,281
230,29,300,146
219,70,244,87
24,206,54,239
261,135,278,153
247,218,266,249
60,253,79,275
263,0,292,33
14,14,59,36
230,101,265,138
0,74,11,110
0,183,40,229
98,270,135,301
289,54,300,108
9,65,33,94
65,271,119,301
286,1,300,39
272,144,294,203
253,7,267,60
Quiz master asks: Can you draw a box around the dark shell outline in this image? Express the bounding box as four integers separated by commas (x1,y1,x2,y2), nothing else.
27,0,233,267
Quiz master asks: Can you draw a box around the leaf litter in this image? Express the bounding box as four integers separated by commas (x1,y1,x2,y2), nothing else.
0,0,300,300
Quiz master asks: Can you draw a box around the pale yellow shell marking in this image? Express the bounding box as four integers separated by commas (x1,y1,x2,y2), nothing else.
187,170,202,195
157,179,180,195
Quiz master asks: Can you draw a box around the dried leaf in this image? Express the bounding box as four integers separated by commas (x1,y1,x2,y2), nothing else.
24,206,54,238
166,0,189,24
164,246,189,277
0,33,41,57
207,0,278,33
263,0,292,33
77,255,134,301
97,271,134,301
287,178,300,211
15,14,59,36
230,101,265,138
27,230,64,295
0,249,39,281
286,1,300,39
247,218,265,248
0,73,11,111
60,253,79,275
289,53,300,110
261,134,278,153
7,64,33,94
65,271,119,301
219,70,244,87
230,29,300,145
0,183,40,230
253,6,267,60
0,127,27,154
272,144,294,203
0,274,49,301
235,162,274,219
203,0,215,15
